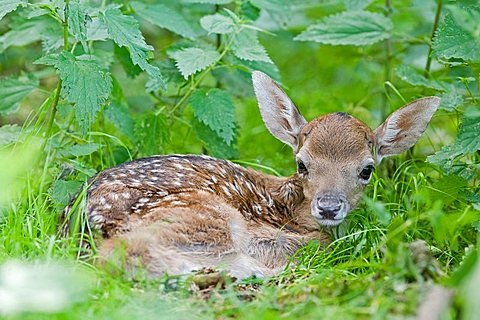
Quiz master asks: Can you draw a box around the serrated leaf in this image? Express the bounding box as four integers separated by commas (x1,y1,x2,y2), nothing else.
0,0,26,21
134,112,170,156
295,11,392,46
169,47,220,79
427,144,463,172
49,180,83,208
395,65,445,91
114,45,142,78
432,13,480,62
190,89,236,145
232,29,272,63
429,175,467,206
456,106,480,153
35,52,112,133
200,13,235,34
62,143,103,157
102,8,165,91
0,15,61,52
439,88,464,111
192,118,237,159
132,1,199,39
0,74,38,114
67,0,88,52
344,0,374,11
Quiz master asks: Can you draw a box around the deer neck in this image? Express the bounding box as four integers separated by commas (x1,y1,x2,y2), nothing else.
234,169,315,231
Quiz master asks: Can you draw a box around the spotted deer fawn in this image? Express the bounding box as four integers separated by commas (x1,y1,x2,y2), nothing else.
62,71,439,279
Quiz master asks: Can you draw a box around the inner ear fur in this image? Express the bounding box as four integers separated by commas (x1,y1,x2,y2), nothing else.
374,96,440,163
252,71,307,150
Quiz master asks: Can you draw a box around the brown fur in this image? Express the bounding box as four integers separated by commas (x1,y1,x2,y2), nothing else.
62,72,439,279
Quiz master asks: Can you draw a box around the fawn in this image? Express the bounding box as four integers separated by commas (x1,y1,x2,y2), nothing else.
63,71,439,279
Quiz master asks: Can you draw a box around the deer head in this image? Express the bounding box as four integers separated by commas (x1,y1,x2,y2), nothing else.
252,71,439,227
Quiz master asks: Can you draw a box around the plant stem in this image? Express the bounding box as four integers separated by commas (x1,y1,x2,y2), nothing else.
170,34,236,114
382,0,393,120
44,0,70,143
424,0,443,78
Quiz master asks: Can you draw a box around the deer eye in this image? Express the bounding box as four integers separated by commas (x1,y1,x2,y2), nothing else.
297,161,308,175
359,165,374,181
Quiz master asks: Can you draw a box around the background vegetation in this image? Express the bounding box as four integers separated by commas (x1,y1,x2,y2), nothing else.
0,0,479,318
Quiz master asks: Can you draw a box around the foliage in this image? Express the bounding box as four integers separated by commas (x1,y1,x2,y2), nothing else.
0,0,479,319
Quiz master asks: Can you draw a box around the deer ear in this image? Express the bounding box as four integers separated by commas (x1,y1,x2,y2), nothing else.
252,71,307,150
374,97,440,163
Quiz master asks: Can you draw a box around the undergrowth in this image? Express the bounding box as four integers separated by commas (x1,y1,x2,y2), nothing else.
0,0,479,319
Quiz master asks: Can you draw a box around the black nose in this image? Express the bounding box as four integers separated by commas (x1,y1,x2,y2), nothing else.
317,194,345,219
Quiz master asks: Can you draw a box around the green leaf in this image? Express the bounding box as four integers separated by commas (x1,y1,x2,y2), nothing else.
438,88,464,111
49,180,83,208
0,0,26,21
456,106,480,153
114,45,142,78
169,47,220,79
344,0,374,11
105,77,136,143
192,118,238,159
395,65,444,91
67,0,88,52
429,175,468,206
432,13,480,62
102,8,165,91
200,13,235,34
62,143,103,157
0,15,61,52
190,89,236,145
0,74,38,114
232,29,272,63
35,52,112,133
132,1,199,39
295,11,392,46
134,112,170,156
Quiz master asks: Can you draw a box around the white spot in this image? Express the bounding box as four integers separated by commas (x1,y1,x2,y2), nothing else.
122,192,131,199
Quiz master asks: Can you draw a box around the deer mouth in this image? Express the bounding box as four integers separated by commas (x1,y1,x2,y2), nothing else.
311,194,349,227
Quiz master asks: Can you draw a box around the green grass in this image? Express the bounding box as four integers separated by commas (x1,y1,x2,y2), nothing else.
0,136,478,319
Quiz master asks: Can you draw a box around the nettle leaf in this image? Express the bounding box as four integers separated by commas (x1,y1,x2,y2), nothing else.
134,112,170,156
456,106,480,153
432,13,480,62
67,0,88,52
0,74,38,114
200,13,236,34
114,45,142,78
190,89,236,145
295,10,392,46
0,15,61,52
232,29,272,63
49,179,83,209
439,88,464,111
395,65,444,91
0,0,26,21
132,1,199,39
169,47,220,79
344,0,374,11
192,118,237,159
35,52,112,133
102,8,165,91
429,175,468,206
62,143,103,157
